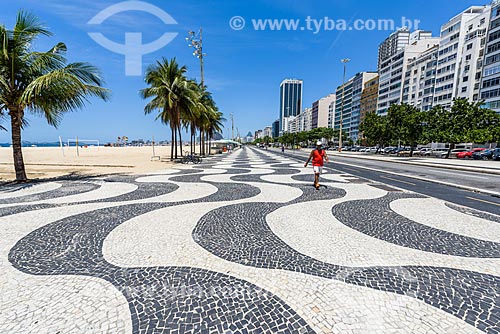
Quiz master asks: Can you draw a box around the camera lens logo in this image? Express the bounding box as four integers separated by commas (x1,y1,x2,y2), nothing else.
88,1,178,76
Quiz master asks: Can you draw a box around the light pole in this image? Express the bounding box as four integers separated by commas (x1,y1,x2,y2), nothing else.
339,58,350,152
186,27,206,86
187,27,206,155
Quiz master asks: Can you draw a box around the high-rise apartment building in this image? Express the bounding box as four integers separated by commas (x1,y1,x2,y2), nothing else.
377,30,439,114
434,5,491,108
312,93,336,129
279,79,303,134
297,107,313,132
481,1,500,112
402,45,439,111
378,28,411,67
360,76,379,122
335,72,378,141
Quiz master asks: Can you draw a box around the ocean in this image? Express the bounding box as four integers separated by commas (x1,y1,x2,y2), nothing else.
0,142,99,147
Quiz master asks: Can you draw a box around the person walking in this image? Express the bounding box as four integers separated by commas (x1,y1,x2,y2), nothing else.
281,144,285,154
304,141,329,189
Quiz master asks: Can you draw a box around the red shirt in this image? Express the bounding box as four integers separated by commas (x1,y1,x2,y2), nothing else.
312,149,325,166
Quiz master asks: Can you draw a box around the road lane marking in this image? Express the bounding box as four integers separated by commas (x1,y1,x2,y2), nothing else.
466,197,500,207
379,175,416,186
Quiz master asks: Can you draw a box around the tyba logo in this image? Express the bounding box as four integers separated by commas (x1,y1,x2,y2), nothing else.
88,1,178,76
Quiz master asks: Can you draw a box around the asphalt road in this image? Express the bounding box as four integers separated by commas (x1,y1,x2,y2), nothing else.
280,149,500,216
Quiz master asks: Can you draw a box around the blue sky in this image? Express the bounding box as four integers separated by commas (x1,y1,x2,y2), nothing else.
0,0,481,143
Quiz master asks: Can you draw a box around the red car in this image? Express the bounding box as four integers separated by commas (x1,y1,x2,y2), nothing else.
456,148,486,159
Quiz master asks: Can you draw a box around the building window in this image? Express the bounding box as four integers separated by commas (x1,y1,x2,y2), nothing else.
464,65,470,72
463,76,469,82
466,43,473,50
466,54,472,61
462,87,467,93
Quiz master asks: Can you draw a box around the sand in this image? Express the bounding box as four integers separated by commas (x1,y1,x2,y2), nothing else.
0,145,196,182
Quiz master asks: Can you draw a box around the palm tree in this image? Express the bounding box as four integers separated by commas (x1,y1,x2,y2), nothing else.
141,57,197,160
206,109,225,154
0,11,110,182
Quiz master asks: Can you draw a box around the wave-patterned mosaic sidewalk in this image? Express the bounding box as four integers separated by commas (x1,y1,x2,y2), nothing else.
1,147,499,334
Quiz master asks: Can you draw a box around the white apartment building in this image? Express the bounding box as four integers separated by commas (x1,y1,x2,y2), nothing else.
378,28,411,68
263,126,273,138
434,5,491,108
402,45,439,111
377,30,439,114
312,93,336,129
296,107,313,132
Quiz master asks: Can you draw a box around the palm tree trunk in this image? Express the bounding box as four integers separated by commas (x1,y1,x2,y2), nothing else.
205,132,209,156
10,110,27,182
170,126,174,161
178,127,183,157
199,129,203,156
174,126,178,159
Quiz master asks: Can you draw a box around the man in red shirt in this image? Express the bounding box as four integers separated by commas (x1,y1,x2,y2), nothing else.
304,140,329,189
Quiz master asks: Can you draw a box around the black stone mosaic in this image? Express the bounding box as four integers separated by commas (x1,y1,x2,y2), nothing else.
0,181,100,204
445,203,500,224
332,193,500,258
193,190,500,333
9,203,314,334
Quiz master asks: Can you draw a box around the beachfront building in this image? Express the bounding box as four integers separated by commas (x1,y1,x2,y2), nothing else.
335,72,378,142
254,130,263,140
272,120,280,138
402,45,439,111
359,75,379,143
296,107,313,132
360,75,379,120
279,79,303,135
434,5,491,108
481,1,500,113
263,126,273,139
312,93,336,129
378,28,411,68
377,30,439,115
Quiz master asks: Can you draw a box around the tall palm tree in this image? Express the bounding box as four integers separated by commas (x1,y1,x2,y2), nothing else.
0,11,110,182
141,57,197,160
206,109,225,154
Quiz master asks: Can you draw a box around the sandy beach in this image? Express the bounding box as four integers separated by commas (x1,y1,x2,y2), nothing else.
0,146,192,182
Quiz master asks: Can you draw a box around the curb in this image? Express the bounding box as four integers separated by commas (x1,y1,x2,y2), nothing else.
329,153,500,176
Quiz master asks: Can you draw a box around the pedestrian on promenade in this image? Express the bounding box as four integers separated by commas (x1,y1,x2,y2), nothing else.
304,140,329,190
281,145,285,154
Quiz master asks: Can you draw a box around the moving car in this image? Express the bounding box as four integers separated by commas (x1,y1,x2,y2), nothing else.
456,148,486,159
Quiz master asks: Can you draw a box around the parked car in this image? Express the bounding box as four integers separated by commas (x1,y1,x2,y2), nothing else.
456,148,486,159
417,147,433,156
383,147,396,154
396,147,417,157
438,149,468,159
492,148,500,161
472,149,494,160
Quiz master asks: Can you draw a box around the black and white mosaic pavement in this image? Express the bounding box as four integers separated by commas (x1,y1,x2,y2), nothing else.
1,146,499,334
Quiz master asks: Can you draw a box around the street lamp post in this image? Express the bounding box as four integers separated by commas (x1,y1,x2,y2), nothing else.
339,58,350,152
187,27,207,155
186,27,206,86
